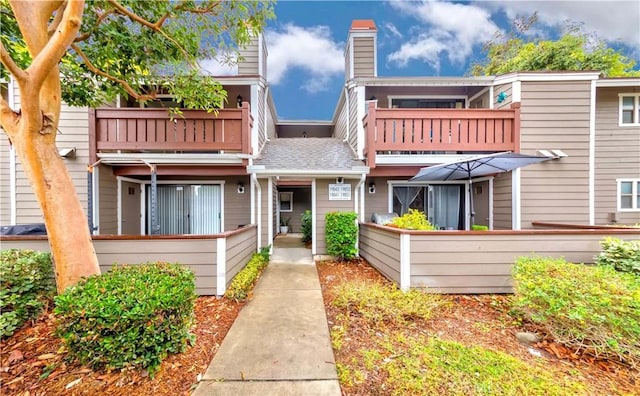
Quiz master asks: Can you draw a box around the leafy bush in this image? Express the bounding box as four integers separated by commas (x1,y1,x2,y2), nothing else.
301,210,312,243
513,256,640,367
471,224,489,231
332,281,443,327
325,211,358,260
0,249,55,338
595,237,640,275
390,209,436,230
54,262,196,375
225,247,270,301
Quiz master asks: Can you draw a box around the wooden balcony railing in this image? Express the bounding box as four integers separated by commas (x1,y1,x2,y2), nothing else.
89,102,252,162
363,102,520,168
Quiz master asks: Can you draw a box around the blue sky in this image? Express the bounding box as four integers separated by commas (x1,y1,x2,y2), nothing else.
244,1,640,121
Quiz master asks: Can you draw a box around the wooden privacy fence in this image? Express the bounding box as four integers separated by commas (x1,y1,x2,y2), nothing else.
363,102,521,168
0,225,257,296
359,223,640,294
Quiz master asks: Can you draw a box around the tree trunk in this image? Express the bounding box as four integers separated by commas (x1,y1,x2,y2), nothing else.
11,127,101,292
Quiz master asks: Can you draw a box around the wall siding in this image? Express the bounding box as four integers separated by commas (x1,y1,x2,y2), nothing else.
493,172,512,229
1,227,257,296
353,37,375,77
224,175,252,231
14,104,90,224
98,165,118,234
224,227,257,287
315,179,355,254
348,88,358,154
493,82,513,109
358,225,401,283
0,132,11,225
237,38,259,75
594,86,640,225
364,177,390,221
333,96,348,141
519,80,592,227
359,224,640,294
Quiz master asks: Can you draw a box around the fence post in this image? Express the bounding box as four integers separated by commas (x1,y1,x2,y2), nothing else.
400,233,411,291
216,237,226,296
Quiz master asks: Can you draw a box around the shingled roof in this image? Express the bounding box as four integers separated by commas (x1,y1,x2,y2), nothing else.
253,138,365,172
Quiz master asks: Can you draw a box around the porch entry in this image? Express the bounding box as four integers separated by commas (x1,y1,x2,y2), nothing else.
392,185,464,230
145,184,222,235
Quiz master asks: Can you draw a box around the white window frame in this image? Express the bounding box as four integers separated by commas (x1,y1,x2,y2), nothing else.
279,191,293,212
617,179,640,211
618,94,640,126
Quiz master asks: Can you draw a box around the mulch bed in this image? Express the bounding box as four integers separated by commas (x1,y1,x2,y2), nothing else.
2,259,638,395
0,297,244,396
316,259,639,395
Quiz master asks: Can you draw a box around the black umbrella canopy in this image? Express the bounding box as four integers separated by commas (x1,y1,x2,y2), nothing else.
410,152,552,182
410,152,553,227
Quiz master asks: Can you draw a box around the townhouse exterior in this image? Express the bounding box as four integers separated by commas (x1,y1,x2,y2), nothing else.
1,20,639,259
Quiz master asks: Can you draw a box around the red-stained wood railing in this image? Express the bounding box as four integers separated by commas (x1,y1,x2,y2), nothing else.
363,102,521,168
89,102,252,162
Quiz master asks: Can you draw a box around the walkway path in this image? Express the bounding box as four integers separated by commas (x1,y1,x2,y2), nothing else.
192,235,340,395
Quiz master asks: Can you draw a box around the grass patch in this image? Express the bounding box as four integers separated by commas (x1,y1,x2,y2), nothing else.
331,281,445,327
360,332,586,396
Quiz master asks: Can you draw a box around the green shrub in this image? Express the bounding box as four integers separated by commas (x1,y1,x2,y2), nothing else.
595,237,640,275
54,262,196,375
325,211,358,260
0,249,55,338
471,224,489,231
225,248,270,301
390,209,436,230
513,256,640,367
332,281,443,327
301,210,312,243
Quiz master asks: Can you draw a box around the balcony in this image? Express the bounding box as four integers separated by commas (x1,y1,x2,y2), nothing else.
363,102,521,168
89,102,252,163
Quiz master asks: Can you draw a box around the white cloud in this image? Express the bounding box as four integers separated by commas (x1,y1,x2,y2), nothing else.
387,1,500,69
200,58,238,76
265,24,344,93
383,22,403,39
485,0,640,47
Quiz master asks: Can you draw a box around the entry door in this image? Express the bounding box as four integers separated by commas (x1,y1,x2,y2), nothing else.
120,181,141,235
147,184,221,235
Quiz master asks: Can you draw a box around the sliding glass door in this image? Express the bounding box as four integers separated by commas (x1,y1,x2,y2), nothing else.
147,184,221,235
392,185,463,230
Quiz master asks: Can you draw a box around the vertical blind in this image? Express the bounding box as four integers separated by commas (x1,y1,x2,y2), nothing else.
148,184,221,235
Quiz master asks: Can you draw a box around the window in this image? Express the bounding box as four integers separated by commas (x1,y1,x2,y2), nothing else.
279,192,293,212
391,98,465,109
618,179,640,211
619,94,640,126
146,184,221,234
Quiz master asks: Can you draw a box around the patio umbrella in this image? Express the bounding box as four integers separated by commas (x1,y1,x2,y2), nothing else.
410,152,552,225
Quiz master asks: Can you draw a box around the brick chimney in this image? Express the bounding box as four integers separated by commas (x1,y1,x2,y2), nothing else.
345,20,377,80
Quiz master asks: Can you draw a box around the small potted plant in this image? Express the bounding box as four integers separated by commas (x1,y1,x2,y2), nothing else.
280,217,290,234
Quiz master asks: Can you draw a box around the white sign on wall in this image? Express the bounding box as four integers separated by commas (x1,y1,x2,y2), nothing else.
329,184,351,200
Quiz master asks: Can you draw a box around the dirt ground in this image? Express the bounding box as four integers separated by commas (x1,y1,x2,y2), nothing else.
1,258,638,395
316,259,639,396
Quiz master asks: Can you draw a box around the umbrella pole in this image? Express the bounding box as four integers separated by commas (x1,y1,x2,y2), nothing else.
469,179,475,228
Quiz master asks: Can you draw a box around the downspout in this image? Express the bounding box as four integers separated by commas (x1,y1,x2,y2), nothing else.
354,173,366,256
8,78,16,225
354,173,366,222
87,159,102,234
251,173,262,250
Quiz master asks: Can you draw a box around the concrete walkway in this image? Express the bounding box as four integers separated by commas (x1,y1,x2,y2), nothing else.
192,235,340,396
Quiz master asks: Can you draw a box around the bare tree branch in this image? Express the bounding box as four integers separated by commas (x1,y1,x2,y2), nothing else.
0,42,27,82
74,8,118,42
70,43,156,102
27,0,85,91
47,1,67,37
106,0,196,67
